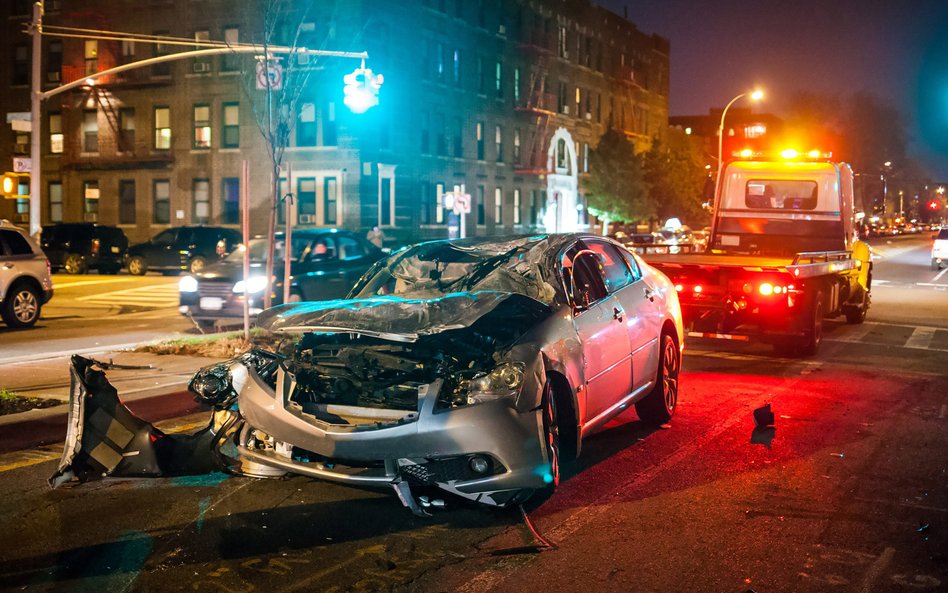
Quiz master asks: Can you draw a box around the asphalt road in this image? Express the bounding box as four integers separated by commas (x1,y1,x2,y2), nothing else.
0,234,944,593
0,273,194,363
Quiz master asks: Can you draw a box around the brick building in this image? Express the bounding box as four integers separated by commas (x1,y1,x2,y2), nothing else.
1,0,669,244
670,108,785,166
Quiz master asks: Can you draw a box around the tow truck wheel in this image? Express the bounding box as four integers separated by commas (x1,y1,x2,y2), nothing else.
844,296,868,324
799,293,824,356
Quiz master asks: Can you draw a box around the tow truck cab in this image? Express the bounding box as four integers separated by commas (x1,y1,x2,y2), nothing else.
644,155,872,356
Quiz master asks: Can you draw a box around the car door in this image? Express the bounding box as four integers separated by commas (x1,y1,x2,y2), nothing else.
619,248,664,391
149,228,180,268
566,247,634,423
296,236,348,301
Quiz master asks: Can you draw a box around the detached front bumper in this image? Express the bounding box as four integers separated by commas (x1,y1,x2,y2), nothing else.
236,365,550,506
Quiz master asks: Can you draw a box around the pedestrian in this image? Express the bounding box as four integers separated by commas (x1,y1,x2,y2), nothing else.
366,225,385,248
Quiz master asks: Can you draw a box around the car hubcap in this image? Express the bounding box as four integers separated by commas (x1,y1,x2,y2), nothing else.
65,256,81,274
130,259,142,274
191,259,204,273
662,336,679,411
13,291,37,323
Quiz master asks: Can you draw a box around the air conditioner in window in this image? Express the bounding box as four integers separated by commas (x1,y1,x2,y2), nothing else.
46,71,61,83
15,214,28,223
298,214,315,224
585,112,592,120
192,62,211,73
562,105,570,115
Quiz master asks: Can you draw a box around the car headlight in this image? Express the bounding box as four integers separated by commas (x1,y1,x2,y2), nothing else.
179,275,199,293
233,276,269,294
456,362,526,405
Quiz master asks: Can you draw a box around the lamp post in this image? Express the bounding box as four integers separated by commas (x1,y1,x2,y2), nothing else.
717,88,764,168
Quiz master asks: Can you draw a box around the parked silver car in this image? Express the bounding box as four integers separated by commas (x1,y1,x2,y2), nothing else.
51,234,683,512
0,220,53,328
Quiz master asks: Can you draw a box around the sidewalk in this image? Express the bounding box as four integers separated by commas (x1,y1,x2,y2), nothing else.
0,350,225,454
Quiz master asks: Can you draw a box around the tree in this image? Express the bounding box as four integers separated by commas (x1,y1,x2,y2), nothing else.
644,132,710,228
585,129,653,234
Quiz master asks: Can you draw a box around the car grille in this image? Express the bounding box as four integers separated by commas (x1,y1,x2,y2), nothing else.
197,281,233,298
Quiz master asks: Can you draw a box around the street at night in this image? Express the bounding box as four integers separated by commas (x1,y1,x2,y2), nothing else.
1,0,947,591
0,234,944,593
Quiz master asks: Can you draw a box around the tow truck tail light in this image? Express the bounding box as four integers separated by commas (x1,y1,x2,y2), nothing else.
91,238,100,256
759,282,774,296
674,284,684,292
693,285,703,293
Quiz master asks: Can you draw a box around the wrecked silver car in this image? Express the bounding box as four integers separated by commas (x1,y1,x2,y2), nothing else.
50,234,684,513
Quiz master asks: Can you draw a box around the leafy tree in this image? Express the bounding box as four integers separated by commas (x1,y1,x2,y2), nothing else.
644,132,710,228
585,129,653,234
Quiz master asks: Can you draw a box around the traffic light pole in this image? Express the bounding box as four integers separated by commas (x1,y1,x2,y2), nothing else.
25,2,368,235
28,1,43,236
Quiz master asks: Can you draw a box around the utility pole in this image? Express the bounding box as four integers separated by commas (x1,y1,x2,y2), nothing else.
28,1,43,237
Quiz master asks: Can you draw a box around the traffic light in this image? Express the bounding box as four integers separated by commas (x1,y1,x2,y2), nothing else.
343,63,383,114
928,200,941,210
0,173,28,199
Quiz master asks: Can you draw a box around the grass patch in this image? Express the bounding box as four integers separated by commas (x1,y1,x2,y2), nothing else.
135,330,280,358
0,389,63,416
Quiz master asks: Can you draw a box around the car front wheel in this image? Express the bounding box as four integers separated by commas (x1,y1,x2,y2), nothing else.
635,331,680,425
541,381,561,490
1,284,42,328
127,256,146,276
188,256,207,274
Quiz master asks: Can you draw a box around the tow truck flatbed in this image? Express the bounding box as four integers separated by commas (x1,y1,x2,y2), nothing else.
646,250,861,279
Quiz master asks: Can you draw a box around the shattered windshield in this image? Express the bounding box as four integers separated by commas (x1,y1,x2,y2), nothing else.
350,236,559,305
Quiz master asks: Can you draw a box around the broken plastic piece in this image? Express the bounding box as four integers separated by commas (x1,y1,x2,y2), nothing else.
830,452,844,458
753,403,775,427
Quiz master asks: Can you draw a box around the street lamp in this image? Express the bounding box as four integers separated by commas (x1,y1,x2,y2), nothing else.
718,88,764,167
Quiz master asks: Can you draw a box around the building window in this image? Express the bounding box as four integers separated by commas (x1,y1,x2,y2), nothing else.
324,177,337,225
153,180,170,224
48,182,63,223
83,180,99,219
193,104,211,149
583,142,589,173
14,133,28,155
477,56,486,94
558,26,568,58
558,81,568,114
436,113,447,156
297,103,316,146
193,179,210,223
154,106,171,150
513,66,520,104
513,188,521,225
453,117,463,158
84,40,97,75
297,178,316,224
46,41,62,83
49,113,63,154
222,27,240,72
82,110,98,153
596,93,602,122
436,42,445,81
494,187,503,224
494,60,503,99
476,121,484,160
119,108,135,152
420,112,430,153
120,40,135,63
452,48,461,86
119,180,136,224
379,177,393,226
476,185,485,225
495,125,503,162
513,128,521,165
322,102,337,146
12,44,29,86
192,30,211,73
745,123,767,138
556,138,567,170
152,31,171,77
221,177,240,224
420,181,431,225
222,102,239,148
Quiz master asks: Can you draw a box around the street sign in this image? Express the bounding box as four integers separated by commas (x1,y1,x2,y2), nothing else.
256,60,284,90
13,157,31,173
453,192,471,214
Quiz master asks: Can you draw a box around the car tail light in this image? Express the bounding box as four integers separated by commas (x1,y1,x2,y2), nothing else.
216,239,226,257
91,238,100,255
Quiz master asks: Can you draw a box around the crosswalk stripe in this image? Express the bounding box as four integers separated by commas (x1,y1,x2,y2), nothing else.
831,323,877,343
904,327,938,350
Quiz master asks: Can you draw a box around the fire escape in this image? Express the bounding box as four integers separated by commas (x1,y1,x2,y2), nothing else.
514,29,556,176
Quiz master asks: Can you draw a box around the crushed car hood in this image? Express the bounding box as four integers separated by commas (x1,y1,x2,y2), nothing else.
255,290,551,340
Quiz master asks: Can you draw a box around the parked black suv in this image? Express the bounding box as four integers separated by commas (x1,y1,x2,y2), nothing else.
41,223,129,274
127,226,241,275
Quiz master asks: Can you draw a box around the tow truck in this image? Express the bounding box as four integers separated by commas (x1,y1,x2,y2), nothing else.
641,151,872,356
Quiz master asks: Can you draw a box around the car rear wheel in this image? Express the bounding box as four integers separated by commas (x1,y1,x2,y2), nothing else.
1,284,41,328
127,256,146,276
188,256,207,274
63,253,87,275
635,331,679,425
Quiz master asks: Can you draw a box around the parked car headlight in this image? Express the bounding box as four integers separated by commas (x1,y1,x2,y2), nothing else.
179,275,199,293
456,362,525,405
233,276,269,294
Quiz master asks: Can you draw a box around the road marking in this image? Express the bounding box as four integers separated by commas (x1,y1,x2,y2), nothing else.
857,547,895,593
52,278,137,289
831,323,878,344
916,282,948,288
76,284,179,308
904,327,937,350
934,267,948,282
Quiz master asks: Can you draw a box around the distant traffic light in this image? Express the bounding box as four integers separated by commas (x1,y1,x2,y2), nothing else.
928,200,941,210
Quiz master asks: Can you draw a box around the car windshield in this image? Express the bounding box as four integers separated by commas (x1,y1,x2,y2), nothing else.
350,236,558,304
225,236,324,263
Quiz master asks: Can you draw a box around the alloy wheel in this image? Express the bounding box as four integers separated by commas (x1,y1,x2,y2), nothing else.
662,335,680,412
13,290,38,323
